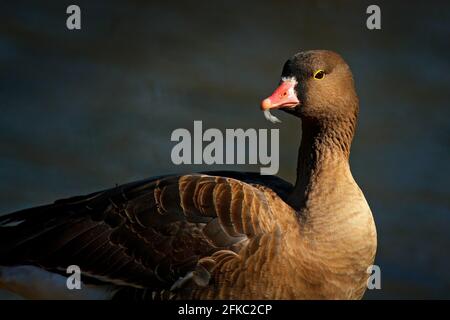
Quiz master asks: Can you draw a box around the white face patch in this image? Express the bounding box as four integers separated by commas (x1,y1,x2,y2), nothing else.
281,76,297,83
263,110,282,123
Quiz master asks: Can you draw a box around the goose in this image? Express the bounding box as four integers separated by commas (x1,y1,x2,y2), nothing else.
0,50,377,300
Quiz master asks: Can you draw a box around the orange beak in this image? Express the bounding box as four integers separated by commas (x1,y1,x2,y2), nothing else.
261,80,300,111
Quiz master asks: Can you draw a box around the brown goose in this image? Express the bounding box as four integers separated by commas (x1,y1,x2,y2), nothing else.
0,50,376,300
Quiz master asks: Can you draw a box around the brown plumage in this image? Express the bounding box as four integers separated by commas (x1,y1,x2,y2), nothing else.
0,50,376,300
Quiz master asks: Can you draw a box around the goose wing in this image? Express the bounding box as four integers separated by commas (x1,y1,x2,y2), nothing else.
0,173,293,298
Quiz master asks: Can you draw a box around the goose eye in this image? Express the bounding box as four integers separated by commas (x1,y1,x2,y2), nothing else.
313,70,325,80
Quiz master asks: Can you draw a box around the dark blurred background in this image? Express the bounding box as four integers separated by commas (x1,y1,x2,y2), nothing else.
0,0,449,299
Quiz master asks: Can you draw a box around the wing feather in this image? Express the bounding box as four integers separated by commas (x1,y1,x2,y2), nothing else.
0,173,293,297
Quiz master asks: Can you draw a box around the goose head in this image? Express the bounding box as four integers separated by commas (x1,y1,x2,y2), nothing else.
261,50,358,123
